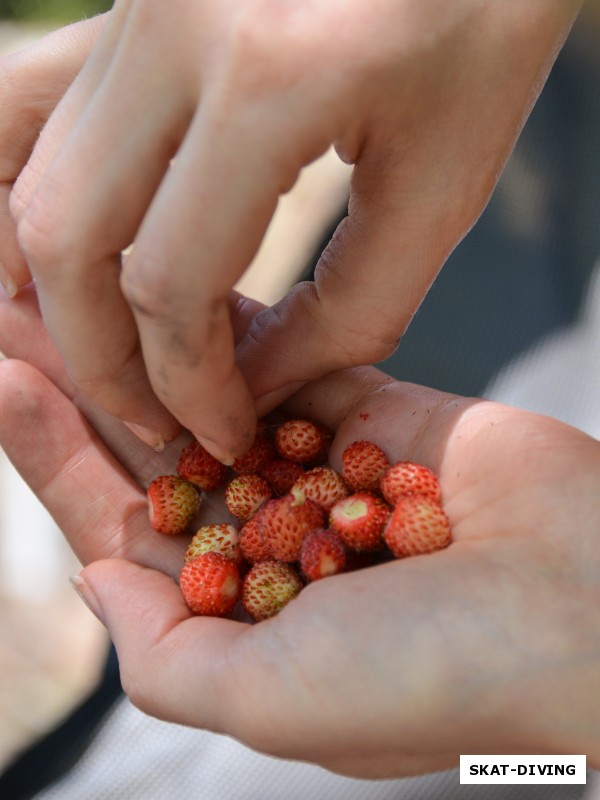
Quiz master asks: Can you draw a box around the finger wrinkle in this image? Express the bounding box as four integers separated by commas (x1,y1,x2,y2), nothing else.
75,336,143,403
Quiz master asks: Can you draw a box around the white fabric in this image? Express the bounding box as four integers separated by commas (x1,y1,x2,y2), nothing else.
34,696,587,800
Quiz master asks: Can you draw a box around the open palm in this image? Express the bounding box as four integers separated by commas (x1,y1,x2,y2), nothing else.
1,288,598,778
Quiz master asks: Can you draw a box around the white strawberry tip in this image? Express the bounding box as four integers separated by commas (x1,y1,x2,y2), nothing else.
290,485,307,506
337,497,368,520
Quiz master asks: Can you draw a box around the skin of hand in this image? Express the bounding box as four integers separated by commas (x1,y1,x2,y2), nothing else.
1,287,599,778
2,0,581,461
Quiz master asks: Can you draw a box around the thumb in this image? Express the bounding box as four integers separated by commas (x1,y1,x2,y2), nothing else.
74,559,246,730
236,157,468,415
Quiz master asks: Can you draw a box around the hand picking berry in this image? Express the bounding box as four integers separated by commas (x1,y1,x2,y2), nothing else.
147,475,201,535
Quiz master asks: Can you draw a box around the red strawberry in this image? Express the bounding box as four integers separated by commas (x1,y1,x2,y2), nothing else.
384,495,451,557
300,528,347,581
225,474,272,521
259,459,304,496
147,475,201,535
179,552,242,616
239,510,272,564
177,439,229,491
292,466,349,511
232,428,276,474
342,440,390,492
380,461,441,506
260,487,325,561
242,560,303,621
275,419,332,465
185,523,241,564
329,492,391,551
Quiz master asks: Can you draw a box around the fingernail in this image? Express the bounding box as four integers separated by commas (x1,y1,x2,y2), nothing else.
196,435,235,466
124,421,165,452
0,263,18,299
70,574,107,626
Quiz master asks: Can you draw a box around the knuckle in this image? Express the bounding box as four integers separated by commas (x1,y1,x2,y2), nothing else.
120,252,179,321
224,2,313,97
16,174,88,274
16,196,67,273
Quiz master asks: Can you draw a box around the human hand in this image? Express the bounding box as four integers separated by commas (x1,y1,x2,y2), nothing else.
0,13,182,449
1,288,598,777
5,0,580,460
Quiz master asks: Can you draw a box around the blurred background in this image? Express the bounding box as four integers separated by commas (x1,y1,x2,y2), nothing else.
1,0,599,796
1,0,111,25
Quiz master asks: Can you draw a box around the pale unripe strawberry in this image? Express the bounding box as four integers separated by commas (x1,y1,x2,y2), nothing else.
292,466,349,511
242,560,303,621
384,495,451,557
329,492,391,551
179,552,242,616
300,528,347,582
177,439,229,491
342,440,390,492
225,474,272,521
380,461,441,506
185,523,241,564
260,487,325,561
147,475,201,535
275,419,332,464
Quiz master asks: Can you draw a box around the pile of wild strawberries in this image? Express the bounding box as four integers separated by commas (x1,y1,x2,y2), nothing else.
146,418,452,622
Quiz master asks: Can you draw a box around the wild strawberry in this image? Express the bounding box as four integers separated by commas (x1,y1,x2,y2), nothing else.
380,462,441,506
259,459,304,496
292,466,349,511
232,428,276,474
329,492,391,551
184,523,241,564
177,439,229,491
275,419,332,465
239,509,272,564
342,440,390,492
225,474,272,521
179,552,242,616
260,487,325,561
242,560,303,621
300,528,347,582
384,495,451,557
147,475,201,535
